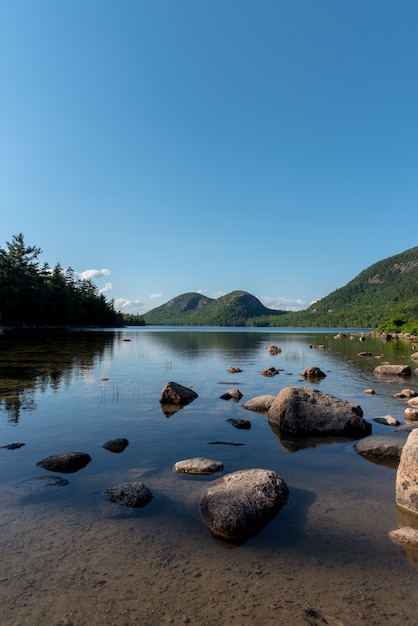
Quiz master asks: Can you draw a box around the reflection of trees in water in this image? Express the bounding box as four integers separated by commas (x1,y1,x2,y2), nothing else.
0,331,116,423
143,330,284,360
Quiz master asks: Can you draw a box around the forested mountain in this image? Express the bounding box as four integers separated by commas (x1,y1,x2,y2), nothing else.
0,234,120,327
143,291,286,326
144,247,418,328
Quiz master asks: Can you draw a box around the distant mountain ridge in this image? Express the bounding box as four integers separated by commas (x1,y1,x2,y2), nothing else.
143,247,418,327
143,290,286,326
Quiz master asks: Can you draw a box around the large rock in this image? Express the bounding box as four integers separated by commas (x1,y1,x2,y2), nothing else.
104,482,152,508
396,429,418,513
268,386,370,438
374,364,412,376
159,381,198,406
200,468,289,541
36,451,91,473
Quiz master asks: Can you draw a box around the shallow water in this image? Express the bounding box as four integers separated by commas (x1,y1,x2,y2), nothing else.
1,327,418,625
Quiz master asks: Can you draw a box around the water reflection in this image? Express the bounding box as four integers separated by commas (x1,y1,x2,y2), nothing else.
0,330,115,422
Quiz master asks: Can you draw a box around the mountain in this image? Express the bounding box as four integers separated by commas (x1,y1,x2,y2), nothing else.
276,245,418,328
143,247,418,328
143,290,286,326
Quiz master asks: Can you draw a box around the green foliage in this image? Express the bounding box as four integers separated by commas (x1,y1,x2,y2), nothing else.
376,316,418,336
0,234,120,328
121,313,145,326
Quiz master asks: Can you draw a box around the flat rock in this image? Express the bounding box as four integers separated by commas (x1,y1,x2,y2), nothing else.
268,386,370,438
174,457,223,475
354,433,408,468
373,415,400,426
0,442,25,450
36,451,92,473
226,418,251,430
241,394,276,413
374,364,412,377
102,438,129,453
159,381,198,406
200,468,289,541
104,482,152,508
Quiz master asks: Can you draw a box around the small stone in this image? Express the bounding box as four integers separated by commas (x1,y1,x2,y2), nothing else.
300,366,326,379
174,457,223,475
102,438,129,453
226,418,251,430
36,451,92,474
364,389,376,395
227,366,242,373
220,388,243,401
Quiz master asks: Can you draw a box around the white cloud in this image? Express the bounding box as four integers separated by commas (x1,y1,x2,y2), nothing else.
99,282,113,295
197,289,207,294
150,293,163,299
258,295,308,312
75,268,111,281
114,298,145,314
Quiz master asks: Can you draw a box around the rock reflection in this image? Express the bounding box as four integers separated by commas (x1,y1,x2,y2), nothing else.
268,419,364,452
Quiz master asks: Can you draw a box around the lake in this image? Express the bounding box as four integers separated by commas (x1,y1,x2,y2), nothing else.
1,327,418,626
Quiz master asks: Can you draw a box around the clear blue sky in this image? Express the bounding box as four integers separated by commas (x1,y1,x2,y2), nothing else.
1,1,417,315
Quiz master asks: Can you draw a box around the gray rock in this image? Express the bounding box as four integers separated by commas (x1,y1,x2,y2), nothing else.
354,432,408,468
0,442,25,450
374,364,412,377
300,366,326,379
159,381,198,406
200,468,289,541
268,386,370,438
104,482,152,508
174,457,223,475
241,394,276,413
102,438,129,453
226,418,251,430
36,451,91,473
396,429,418,513
220,388,243,401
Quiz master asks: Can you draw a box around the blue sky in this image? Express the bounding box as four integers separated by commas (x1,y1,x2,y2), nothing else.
1,1,417,315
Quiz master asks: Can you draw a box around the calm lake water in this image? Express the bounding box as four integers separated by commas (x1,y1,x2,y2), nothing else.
1,327,418,626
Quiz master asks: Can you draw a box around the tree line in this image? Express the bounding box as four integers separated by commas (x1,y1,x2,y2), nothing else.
0,234,121,327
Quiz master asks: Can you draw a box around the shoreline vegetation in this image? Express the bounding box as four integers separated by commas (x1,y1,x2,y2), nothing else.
1,234,417,333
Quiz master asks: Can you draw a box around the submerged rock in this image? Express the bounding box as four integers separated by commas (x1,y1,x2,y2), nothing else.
102,438,129,453
354,433,408,468
200,468,289,541
268,386,370,438
174,457,223,475
0,442,25,450
104,482,152,508
373,415,400,427
36,451,92,473
226,418,251,430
